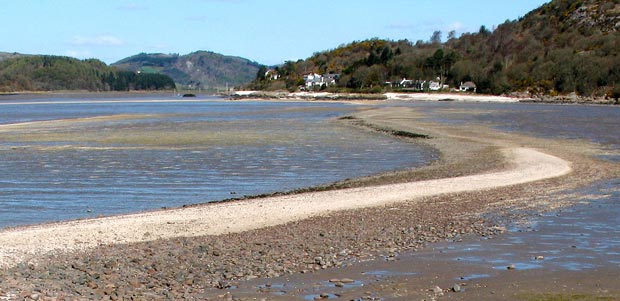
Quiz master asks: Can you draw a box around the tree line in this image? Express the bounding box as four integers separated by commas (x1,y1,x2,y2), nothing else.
252,0,620,99
0,55,176,92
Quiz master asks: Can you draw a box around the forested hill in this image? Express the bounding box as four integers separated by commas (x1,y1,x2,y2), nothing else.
254,0,620,99
0,52,26,62
0,55,176,92
112,51,262,91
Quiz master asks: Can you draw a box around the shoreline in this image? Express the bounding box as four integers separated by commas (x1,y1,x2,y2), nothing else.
231,90,620,104
2,90,618,105
0,105,617,300
230,90,524,103
0,146,571,268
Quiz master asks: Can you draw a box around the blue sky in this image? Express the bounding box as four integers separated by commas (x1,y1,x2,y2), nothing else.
1,1,548,65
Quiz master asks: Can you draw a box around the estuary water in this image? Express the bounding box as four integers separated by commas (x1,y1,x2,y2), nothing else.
398,101,620,161
0,96,435,228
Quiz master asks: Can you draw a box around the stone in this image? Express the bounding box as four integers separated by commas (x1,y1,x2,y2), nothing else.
314,293,329,300
431,286,443,294
452,283,462,292
340,278,355,284
507,264,516,270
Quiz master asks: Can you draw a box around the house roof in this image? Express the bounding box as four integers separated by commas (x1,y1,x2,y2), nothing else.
461,81,477,88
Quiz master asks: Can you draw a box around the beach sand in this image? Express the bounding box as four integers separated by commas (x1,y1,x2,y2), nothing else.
0,105,617,300
231,90,525,103
384,92,522,102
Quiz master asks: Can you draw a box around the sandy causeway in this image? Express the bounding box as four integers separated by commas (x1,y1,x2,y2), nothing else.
0,146,571,268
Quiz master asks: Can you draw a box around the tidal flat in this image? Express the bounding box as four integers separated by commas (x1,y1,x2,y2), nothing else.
0,97,619,300
0,98,434,228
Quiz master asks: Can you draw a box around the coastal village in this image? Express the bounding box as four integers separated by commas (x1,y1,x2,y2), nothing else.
266,69,477,93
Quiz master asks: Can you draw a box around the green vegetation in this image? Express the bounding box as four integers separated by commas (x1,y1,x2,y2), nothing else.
339,115,430,139
253,0,620,98
112,51,262,91
0,55,175,92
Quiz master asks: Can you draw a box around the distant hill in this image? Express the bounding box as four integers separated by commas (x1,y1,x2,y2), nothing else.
446,0,620,96
253,0,620,99
0,55,175,92
112,51,262,90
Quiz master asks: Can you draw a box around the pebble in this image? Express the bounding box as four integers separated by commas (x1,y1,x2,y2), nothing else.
452,283,462,292
314,293,329,300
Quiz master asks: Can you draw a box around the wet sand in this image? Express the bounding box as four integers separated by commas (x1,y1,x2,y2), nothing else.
0,105,618,300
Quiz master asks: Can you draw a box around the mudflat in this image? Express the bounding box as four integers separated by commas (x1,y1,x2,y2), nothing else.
0,105,618,300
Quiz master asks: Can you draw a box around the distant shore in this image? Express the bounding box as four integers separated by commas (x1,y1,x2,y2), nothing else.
0,90,180,101
231,90,620,104
2,90,618,105
230,90,522,102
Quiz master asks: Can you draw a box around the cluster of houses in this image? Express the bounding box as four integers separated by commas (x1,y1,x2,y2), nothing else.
388,78,477,93
391,78,447,91
301,73,340,90
264,69,476,93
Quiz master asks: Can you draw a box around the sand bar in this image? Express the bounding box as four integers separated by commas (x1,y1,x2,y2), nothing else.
384,92,522,102
0,147,571,268
231,91,525,102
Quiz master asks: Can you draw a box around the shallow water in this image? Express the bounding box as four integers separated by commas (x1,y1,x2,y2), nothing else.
438,178,620,273
394,102,620,277
397,102,620,161
240,181,620,300
0,97,435,228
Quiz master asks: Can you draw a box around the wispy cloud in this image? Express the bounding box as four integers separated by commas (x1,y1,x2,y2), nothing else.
447,22,465,32
65,50,93,59
386,19,469,38
116,3,148,10
71,35,125,46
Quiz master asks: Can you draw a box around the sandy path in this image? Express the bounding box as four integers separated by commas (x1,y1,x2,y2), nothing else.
0,147,571,267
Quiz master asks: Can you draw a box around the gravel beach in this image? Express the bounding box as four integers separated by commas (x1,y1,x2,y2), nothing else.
0,105,617,300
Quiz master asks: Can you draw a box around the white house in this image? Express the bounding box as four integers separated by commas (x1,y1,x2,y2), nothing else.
303,73,339,89
429,81,442,91
265,69,280,80
304,73,322,88
323,73,340,86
